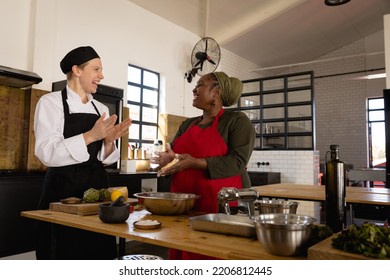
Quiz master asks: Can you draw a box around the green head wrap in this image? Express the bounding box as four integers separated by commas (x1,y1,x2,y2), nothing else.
213,72,243,107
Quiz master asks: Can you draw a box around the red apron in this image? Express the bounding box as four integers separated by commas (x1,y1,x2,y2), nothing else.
170,108,242,260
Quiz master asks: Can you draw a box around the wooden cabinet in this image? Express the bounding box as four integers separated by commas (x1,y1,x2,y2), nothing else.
0,85,49,171
0,86,30,170
228,71,315,150
158,113,187,145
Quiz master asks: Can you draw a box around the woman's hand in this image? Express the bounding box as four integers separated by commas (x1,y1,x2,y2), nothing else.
83,112,118,145
155,144,208,177
103,116,132,157
151,143,176,168
83,113,132,145
104,116,132,144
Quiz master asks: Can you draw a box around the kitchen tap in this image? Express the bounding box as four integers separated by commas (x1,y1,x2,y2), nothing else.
218,187,258,218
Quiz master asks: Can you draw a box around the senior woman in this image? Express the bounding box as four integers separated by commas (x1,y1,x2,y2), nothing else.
152,71,255,259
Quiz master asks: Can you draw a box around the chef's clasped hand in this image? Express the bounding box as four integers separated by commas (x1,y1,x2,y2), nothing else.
83,112,132,145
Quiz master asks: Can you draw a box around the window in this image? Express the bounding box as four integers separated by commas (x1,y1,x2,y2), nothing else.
367,97,385,188
229,71,315,150
127,65,160,152
367,98,385,170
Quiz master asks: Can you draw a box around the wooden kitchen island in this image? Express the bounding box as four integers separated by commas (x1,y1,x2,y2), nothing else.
252,183,390,230
21,209,305,260
21,184,390,260
252,183,390,205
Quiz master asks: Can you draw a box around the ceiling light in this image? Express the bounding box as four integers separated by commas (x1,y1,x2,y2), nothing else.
352,73,386,80
324,0,351,6
363,73,386,80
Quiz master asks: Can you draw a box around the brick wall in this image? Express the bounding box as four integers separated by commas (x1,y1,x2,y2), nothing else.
307,40,368,169
281,36,385,169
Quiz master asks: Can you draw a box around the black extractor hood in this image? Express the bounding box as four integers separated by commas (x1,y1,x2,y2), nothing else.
0,65,42,88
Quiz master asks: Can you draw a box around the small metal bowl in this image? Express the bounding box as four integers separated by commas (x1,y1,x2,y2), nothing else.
255,200,299,214
133,192,200,215
253,213,316,256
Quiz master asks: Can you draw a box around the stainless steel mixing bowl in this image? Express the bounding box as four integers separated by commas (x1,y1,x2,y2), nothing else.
133,192,200,215
255,200,299,214
253,213,316,256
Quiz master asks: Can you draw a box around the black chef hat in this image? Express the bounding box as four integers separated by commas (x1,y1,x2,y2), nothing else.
60,46,100,74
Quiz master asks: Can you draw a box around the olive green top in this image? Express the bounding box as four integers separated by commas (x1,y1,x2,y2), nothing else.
171,110,255,188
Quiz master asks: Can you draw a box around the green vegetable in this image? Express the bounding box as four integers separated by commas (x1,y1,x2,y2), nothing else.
307,224,333,247
331,223,390,259
98,188,111,201
83,188,100,203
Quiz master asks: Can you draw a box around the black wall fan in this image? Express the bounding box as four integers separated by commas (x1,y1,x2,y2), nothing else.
185,37,221,83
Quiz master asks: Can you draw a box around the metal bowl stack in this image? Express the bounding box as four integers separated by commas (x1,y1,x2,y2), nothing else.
133,192,200,215
255,199,299,214
253,213,316,256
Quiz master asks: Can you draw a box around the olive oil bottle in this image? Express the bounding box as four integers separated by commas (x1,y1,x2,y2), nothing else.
325,144,346,233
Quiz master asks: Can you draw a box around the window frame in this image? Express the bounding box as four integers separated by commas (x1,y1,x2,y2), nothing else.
127,64,160,150
367,97,385,170
227,71,315,150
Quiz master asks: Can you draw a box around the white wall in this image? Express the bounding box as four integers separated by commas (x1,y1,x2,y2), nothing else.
0,0,32,69
0,0,259,118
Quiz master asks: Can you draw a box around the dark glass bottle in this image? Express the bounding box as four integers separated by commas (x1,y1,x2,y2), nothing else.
325,144,346,232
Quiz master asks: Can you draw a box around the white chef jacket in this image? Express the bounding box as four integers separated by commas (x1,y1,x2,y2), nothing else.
34,85,120,167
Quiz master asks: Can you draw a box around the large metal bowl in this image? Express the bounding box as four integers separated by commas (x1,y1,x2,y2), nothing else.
255,200,299,214
133,192,200,215
253,213,316,256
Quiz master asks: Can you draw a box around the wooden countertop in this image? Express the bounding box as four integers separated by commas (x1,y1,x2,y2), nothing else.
21,209,305,260
308,235,372,260
251,184,390,206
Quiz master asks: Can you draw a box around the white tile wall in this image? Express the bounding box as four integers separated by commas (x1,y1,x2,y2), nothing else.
248,150,322,220
248,150,320,185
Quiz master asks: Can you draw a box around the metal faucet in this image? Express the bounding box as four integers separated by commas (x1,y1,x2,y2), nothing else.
218,187,258,218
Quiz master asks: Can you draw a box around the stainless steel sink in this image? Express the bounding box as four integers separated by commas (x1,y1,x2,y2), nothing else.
189,213,256,237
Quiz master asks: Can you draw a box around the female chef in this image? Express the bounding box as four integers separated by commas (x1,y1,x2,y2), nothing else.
34,46,131,259
152,71,255,259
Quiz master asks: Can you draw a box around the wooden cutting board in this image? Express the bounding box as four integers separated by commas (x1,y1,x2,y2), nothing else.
308,235,372,260
49,198,138,216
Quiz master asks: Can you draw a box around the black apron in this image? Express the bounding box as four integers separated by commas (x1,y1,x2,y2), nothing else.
35,88,117,260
